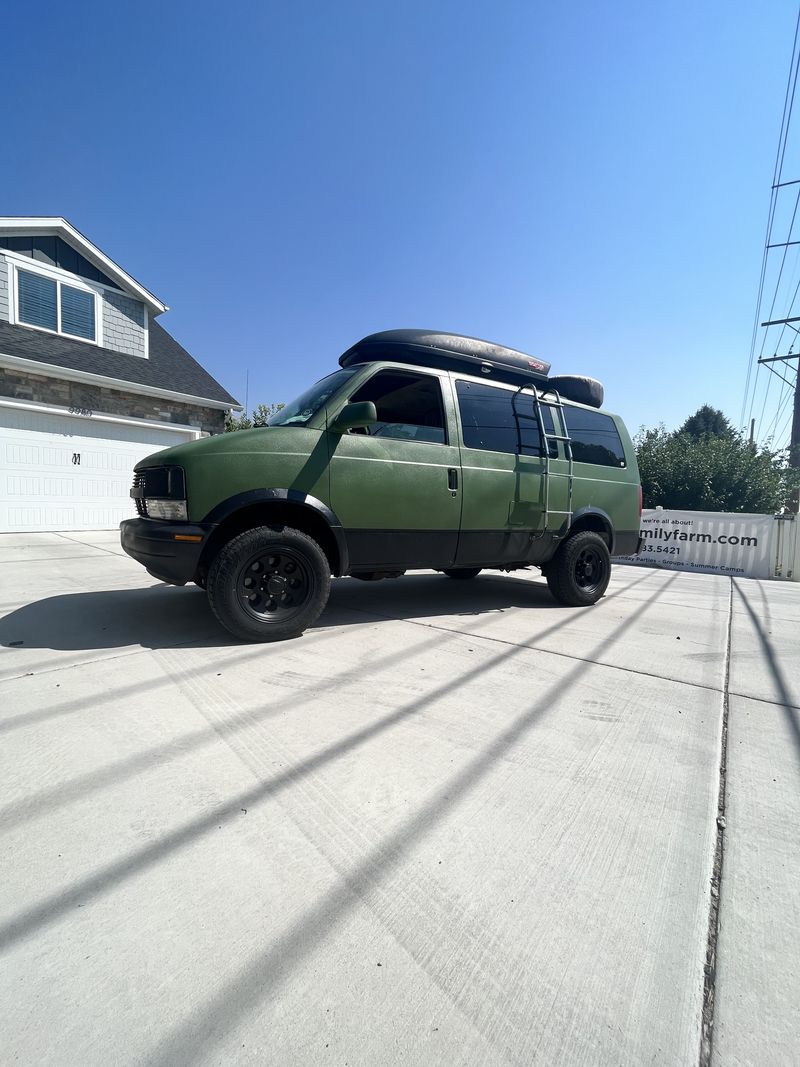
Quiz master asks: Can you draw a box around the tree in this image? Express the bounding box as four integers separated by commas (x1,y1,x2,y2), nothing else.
635,423,796,513
225,401,284,432
678,404,734,440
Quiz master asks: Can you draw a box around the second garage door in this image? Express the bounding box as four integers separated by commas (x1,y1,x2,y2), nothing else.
0,403,198,532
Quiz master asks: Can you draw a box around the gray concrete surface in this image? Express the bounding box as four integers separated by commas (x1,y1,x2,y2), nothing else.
712,580,800,1067
0,533,797,1066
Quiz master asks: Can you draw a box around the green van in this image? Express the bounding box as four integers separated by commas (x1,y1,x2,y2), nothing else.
121,330,642,641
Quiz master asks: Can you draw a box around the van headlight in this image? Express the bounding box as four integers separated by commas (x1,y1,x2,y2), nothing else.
145,499,188,521
131,466,188,521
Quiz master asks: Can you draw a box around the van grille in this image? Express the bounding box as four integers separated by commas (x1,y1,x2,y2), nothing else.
131,466,185,517
131,472,147,517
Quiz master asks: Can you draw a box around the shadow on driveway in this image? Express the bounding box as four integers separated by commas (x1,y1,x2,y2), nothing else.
0,584,226,652
0,573,563,652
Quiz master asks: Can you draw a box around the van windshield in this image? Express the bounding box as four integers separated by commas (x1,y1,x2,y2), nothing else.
267,368,358,426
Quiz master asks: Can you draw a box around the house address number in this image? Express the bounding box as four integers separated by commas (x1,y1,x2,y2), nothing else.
68,406,93,417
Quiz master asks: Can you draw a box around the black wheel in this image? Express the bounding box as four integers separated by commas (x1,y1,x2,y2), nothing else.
206,526,331,642
442,568,482,580
546,531,611,607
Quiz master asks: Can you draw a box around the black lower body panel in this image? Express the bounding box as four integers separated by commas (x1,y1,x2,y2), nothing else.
612,530,643,556
345,528,561,572
346,529,459,571
120,518,214,585
455,529,560,567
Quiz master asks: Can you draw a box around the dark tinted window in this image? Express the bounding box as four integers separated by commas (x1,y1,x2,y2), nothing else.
17,269,57,332
456,381,554,456
350,371,446,444
565,407,626,467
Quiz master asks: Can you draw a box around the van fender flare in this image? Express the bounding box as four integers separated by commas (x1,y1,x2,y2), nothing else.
567,506,615,551
202,489,349,573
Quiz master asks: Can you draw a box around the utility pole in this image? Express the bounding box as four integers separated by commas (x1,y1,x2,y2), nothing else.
758,316,800,466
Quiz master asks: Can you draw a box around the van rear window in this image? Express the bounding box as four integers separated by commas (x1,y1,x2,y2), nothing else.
564,407,626,467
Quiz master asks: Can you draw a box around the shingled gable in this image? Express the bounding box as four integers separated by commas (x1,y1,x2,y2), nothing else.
0,216,167,313
0,318,237,407
0,216,238,410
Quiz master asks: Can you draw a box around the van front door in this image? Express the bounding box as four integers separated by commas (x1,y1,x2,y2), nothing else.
328,369,462,570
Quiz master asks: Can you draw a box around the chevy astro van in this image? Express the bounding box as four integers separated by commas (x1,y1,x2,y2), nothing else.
121,330,642,641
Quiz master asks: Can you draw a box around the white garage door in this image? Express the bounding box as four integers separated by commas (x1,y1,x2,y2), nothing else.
0,404,198,532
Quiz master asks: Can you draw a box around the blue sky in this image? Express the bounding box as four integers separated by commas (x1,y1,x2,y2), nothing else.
3,0,798,440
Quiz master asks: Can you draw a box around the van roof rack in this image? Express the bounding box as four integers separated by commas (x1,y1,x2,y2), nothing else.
339,329,552,387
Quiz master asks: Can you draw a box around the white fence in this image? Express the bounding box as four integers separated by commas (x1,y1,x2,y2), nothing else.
614,509,799,581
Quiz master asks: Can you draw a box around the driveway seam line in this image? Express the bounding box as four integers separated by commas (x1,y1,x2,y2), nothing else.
699,577,733,1066
0,556,120,564
0,638,222,685
338,605,726,695
1,602,725,694
55,533,125,557
726,689,800,712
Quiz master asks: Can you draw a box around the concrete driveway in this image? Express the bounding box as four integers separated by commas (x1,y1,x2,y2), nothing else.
0,531,797,1066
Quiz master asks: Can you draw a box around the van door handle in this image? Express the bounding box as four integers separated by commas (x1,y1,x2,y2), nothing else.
447,468,458,493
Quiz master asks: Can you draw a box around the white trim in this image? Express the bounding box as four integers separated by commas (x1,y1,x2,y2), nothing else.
142,308,150,360
0,218,167,314
0,350,240,411
2,247,128,303
9,260,103,347
0,394,203,437
6,255,16,323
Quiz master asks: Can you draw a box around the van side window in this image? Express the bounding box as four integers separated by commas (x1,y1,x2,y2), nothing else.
349,370,447,444
565,407,626,467
455,380,548,456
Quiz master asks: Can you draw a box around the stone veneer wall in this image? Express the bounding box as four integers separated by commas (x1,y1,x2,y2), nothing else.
0,367,226,436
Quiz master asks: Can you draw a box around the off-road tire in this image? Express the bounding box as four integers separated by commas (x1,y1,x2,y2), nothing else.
442,568,482,580
546,531,611,607
207,525,331,642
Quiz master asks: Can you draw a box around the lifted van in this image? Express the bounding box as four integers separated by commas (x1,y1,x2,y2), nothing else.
121,330,642,641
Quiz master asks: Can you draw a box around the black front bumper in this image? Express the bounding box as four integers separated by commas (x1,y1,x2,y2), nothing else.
120,518,214,585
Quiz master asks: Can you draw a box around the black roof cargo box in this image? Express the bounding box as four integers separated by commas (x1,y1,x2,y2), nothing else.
340,329,551,387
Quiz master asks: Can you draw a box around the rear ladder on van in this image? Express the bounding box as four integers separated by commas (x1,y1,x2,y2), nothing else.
534,388,574,537
511,386,574,537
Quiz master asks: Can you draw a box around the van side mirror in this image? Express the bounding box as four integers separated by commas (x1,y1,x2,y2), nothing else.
330,401,378,433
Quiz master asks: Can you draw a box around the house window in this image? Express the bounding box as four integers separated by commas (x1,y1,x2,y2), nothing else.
16,267,97,342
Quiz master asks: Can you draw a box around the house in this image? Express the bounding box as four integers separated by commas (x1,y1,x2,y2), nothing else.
0,217,239,533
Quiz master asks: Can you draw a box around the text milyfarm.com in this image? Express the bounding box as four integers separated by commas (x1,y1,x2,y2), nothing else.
640,529,758,547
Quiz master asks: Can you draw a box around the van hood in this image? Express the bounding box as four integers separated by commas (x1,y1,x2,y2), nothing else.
135,426,323,470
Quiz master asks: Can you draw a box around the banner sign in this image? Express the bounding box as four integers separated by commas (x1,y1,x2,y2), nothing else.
614,509,774,578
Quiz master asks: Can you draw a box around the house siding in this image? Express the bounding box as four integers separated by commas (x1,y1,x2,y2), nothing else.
0,256,9,321
102,291,147,358
0,255,148,359
0,367,226,435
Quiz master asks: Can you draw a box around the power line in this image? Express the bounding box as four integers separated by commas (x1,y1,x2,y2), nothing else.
741,2,800,429
765,375,796,440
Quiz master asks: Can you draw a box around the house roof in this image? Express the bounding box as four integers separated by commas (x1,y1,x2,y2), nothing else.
0,319,239,410
0,217,167,314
